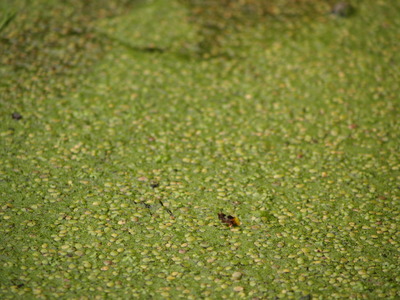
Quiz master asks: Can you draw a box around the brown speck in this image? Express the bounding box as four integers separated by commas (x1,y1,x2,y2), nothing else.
150,181,159,189
12,112,22,120
218,212,240,227
331,2,355,17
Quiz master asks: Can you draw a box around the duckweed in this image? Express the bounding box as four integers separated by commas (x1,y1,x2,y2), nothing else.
1,0,399,299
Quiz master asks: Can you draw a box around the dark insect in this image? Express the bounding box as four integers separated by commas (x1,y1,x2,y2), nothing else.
218,212,240,227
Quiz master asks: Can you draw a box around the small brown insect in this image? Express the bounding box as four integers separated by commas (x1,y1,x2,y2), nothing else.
218,212,240,227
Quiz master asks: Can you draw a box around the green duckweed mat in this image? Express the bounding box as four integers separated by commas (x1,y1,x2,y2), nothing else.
1,0,399,298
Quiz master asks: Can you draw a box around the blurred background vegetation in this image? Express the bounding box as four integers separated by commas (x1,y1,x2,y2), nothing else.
0,0,138,100
178,0,347,56
0,0,354,101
